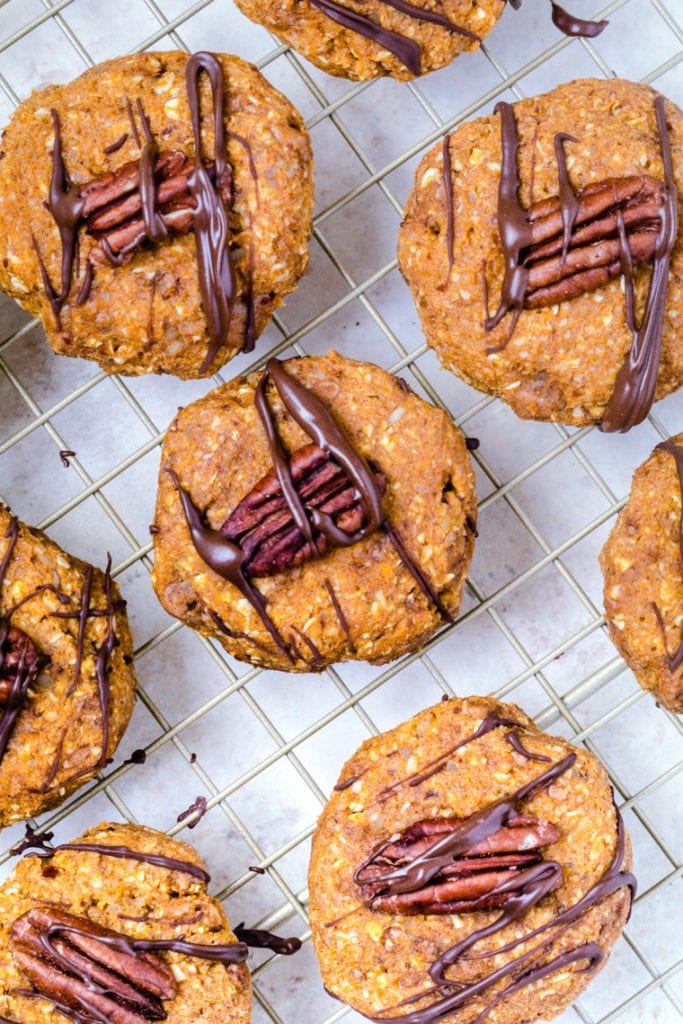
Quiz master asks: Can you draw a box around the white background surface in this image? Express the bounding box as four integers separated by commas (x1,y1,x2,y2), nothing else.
0,0,682,1021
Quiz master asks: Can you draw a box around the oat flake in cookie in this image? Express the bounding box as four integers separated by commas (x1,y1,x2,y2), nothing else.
152,352,477,672
398,78,683,429
309,695,635,1024
600,433,683,713
0,507,136,827
0,822,254,1023
0,51,313,378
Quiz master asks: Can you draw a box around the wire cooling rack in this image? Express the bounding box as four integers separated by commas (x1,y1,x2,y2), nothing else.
0,0,682,1022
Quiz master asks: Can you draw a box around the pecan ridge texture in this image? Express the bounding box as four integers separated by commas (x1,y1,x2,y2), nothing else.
355,813,561,915
10,906,177,1024
221,442,387,577
523,174,664,309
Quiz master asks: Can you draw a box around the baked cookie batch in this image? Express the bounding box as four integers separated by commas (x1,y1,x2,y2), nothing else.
0,1,680,1021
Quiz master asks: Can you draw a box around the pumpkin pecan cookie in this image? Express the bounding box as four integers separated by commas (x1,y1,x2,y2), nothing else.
152,351,477,672
600,433,683,713
0,821,252,1023
0,50,313,378
309,695,635,1024
0,507,136,827
398,78,683,430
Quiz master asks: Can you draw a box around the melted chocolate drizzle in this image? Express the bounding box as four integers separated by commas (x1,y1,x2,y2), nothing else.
505,729,551,762
481,96,677,431
43,110,85,323
310,0,478,77
25,839,211,884
234,923,302,956
652,440,683,672
364,754,635,1024
601,96,679,432
103,132,128,155
185,52,237,373
175,359,452,662
441,134,455,283
324,577,356,652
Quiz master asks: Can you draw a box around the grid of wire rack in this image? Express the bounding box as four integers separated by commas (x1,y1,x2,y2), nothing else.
0,0,682,1021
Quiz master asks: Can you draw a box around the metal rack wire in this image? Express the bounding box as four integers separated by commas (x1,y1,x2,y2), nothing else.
0,0,681,1021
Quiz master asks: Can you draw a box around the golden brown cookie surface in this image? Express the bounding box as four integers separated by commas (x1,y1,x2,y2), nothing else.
0,51,313,378
309,695,633,1024
0,821,250,1023
0,507,136,827
152,352,477,672
600,433,683,713
398,78,683,427
234,0,504,81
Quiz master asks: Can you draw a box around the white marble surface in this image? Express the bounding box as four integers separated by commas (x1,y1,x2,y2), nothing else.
0,0,682,1021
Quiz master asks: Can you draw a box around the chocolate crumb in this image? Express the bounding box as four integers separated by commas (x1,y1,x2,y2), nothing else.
125,748,147,765
249,865,266,875
465,437,480,451
59,449,76,467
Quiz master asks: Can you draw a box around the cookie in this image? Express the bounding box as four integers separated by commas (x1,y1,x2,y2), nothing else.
0,821,251,1023
0,507,136,827
152,351,477,672
0,50,313,378
233,0,504,81
600,433,683,713
309,695,634,1024
398,78,683,430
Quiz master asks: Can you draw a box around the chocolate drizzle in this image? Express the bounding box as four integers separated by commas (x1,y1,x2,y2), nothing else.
652,440,683,672
601,96,679,432
310,0,478,77
505,729,551,762
363,753,635,1024
185,52,237,373
441,134,455,283
481,96,677,431
43,109,85,323
233,923,302,956
324,577,356,652
25,839,211,884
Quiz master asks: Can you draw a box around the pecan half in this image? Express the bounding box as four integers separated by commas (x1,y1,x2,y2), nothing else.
221,442,387,577
355,813,561,915
0,626,39,705
80,150,230,265
10,906,177,1024
523,174,664,308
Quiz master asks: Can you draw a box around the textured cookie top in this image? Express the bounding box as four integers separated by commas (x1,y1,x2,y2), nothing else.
309,695,634,1024
0,507,136,827
152,351,477,672
234,0,504,81
600,433,683,713
0,51,313,378
398,78,683,427
0,822,250,1024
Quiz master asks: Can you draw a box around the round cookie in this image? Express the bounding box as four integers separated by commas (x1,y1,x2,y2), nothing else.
233,0,504,82
600,433,683,713
0,821,250,1024
0,50,313,378
0,506,136,827
398,78,683,429
152,351,477,672
309,695,634,1024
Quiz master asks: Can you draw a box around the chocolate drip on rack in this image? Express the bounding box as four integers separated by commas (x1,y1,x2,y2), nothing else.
652,440,683,672
601,95,679,432
508,0,608,37
234,923,302,956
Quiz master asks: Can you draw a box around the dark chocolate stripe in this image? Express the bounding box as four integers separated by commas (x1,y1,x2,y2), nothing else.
34,841,211,884
652,440,683,671
550,1,608,36
310,0,423,76
601,95,678,432
234,923,302,956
